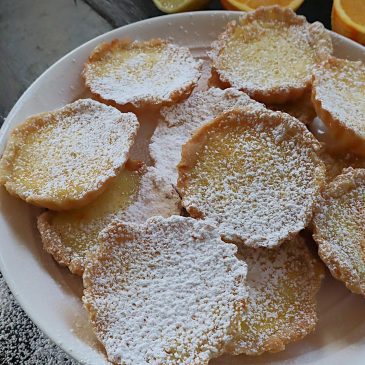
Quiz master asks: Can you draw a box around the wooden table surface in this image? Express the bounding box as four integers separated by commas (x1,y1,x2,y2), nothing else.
0,0,333,363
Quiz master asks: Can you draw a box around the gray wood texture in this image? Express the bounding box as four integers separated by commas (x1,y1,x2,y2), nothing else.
0,0,112,120
83,0,163,27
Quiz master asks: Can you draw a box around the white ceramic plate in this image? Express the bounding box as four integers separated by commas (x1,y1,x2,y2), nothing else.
1,11,365,365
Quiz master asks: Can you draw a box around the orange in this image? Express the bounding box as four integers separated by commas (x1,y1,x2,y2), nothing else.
220,0,305,11
332,0,365,45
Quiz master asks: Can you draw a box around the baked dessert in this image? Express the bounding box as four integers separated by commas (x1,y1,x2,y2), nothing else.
150,87,258,184
82,39,202,111
0,99,138,210
177,107,325,247
267,90,316,125
37,162,180,275
319,149,365,182
2,11,363,362
83,216,248,365
312,57,365,156
312,168,365,296
209,6,332,104
228,236,324,355
309,116,357,156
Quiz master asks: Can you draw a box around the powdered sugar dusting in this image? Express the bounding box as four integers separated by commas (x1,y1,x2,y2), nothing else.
178,108,325,247
121,166,181,222
38,166,180,275
318,148,365,182
83,40,202,108
313,168,365,296
0,99,139,209
150,88,260,184
230,237,324,355
209,6,332,101
313,57,365,139
83,216,247,365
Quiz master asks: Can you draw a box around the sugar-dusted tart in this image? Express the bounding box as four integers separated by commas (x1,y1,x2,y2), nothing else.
38,162,180,275
83,216,248,365
177,107,325,248
82,39,202,111
312,57,365,156
319,149,365,182
312,168,365,296
209,6,332,104
267,90,316,125
228,236,324,355
0,99,139,210
150,87,259,184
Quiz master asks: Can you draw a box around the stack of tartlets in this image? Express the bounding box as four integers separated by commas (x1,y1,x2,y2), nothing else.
1,6,365,365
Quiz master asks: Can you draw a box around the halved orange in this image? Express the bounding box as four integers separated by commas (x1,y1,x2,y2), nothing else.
332,0,365,45
221,0,305,11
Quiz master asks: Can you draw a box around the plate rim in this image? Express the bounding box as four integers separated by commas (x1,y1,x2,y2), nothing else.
1,10,365,364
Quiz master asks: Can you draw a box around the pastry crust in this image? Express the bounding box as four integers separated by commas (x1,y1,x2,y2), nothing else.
267,90,316,125
150,87,260,185
312,57,365,156
83,216,248,365
312,168,365,296
177,107,325,247
37,162,181,276
228,236,324,355
82,38,202,112
0,99,138,210
209,6,332,104
319,148,365,182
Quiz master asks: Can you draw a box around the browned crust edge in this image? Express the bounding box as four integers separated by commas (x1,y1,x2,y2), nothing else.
82,219,241,364
267,90,317,126
0,101,138,211
82,38,202,112
311,56,365,157
209,5,332,104
37,160,144,276
236,308,317,356
81,221,132,358
229,236,325,356
177,106,326,245
312,167,365,296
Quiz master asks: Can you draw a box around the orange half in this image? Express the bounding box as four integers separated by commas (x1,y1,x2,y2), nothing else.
221,0,305,11
332,0,365,45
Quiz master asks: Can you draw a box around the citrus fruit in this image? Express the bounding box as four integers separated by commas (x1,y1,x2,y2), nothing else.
220,0,305,11
332,0,365,45
153,0,210,13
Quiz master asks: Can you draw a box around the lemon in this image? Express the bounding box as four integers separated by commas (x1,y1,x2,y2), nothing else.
153,0,211,13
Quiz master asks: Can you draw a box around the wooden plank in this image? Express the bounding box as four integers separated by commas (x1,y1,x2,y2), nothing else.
83,0,163,27
0,0,112,120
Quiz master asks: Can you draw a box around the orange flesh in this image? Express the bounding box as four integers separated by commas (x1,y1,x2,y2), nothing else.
341,0,365,26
